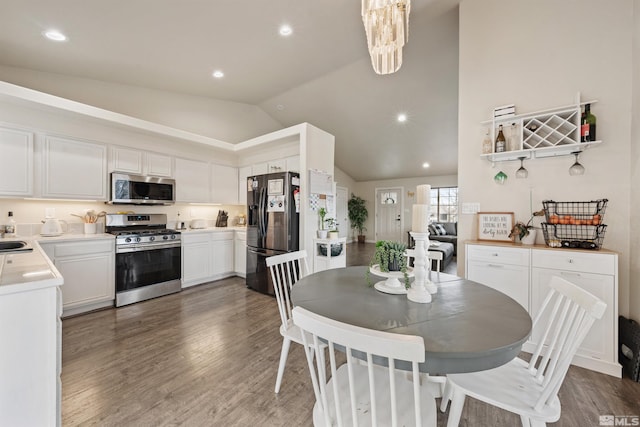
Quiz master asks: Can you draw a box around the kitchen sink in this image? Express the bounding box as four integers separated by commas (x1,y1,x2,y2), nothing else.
0,241,33,253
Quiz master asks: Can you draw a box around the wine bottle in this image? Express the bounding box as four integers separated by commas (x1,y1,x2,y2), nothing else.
581,104,597,142
495,125,506,153
482,129,493,154
584,103,596,141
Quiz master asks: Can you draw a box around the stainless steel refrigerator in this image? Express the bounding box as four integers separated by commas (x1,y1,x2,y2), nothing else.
246,171,300,295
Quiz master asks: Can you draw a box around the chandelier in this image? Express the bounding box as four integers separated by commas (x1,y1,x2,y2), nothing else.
361,0,410,75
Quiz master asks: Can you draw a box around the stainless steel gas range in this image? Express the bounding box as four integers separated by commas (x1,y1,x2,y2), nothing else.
106,213,181,307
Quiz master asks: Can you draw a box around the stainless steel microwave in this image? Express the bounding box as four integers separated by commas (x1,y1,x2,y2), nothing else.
109,173,175,205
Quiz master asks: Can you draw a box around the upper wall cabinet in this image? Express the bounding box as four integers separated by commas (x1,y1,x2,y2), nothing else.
0,126,33,197
174,158,210,203
238,165,252,206
110,146,173,177
211,164,238,205
43,135,108,200
481,100,601,162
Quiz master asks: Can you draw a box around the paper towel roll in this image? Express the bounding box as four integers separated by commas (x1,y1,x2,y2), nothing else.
412,204,430,232
416,184,431,205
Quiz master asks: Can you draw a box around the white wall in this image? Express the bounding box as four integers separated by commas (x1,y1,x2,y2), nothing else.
458,0,635,317
630,4,640,322
0,65,283,143
353,174,458,243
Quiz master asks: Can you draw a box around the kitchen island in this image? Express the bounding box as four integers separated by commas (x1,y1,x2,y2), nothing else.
0,241,63,427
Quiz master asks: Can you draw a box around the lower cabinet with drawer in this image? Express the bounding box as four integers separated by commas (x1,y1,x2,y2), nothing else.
528,249,619,377
466,244,530,310
465,241,620,377
39,237,115,318
181,230,235,288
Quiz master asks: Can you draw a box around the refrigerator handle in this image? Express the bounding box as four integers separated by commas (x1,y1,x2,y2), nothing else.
259,187,268,237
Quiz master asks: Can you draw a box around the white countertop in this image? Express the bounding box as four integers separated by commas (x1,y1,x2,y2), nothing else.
176,226,246,234
0,240,63,296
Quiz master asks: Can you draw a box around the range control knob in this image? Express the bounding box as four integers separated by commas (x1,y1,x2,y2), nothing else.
162,235,169,240
135,237,142,243
125,237,132,243
171,235,177,240
149,236,155,242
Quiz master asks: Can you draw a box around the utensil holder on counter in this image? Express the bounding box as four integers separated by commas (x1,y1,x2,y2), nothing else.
84,223,98,234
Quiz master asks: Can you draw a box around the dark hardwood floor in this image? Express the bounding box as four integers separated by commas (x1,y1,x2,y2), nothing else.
61,243,639,426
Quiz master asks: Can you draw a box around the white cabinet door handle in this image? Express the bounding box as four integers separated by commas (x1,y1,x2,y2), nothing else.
487,264,504,268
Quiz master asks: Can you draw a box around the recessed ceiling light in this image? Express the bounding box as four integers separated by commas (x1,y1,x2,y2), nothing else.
212,70,224,78
397,113,407,123
422,162,430,168
43,30,67,42
279,25,293,36
276,104,285,111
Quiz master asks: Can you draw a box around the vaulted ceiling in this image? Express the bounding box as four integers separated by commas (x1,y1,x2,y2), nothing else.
0,0,459,181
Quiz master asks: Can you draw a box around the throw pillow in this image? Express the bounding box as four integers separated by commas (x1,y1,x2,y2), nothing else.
434,224,447,236
428,224,438,236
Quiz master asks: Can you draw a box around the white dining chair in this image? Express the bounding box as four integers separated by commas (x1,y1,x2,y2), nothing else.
406,249,442,272
440,275,607,427
266,249,317,394
428,250,443,273
293,306,436,427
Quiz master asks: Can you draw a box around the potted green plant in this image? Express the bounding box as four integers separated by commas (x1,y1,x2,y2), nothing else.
317,207,328,238
509,209,545,244
348,194,368,243
367,240,410,287
325,218,339,239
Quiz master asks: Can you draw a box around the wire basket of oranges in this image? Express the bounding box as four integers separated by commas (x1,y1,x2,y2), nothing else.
541,199,608,249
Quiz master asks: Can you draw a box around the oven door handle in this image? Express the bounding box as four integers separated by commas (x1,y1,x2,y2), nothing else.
116,243,181,254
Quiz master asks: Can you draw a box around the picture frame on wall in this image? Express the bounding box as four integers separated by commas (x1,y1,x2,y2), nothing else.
477,212,514,242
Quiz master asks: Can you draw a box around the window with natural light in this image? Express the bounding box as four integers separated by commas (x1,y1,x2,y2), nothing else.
430,187,458,223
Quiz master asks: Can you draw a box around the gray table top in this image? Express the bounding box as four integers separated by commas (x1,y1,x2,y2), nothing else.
291,266,532,374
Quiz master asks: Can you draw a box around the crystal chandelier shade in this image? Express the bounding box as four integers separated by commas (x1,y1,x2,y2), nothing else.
362,0,410,75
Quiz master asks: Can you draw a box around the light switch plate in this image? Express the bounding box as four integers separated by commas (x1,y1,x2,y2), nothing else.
462,202,480,214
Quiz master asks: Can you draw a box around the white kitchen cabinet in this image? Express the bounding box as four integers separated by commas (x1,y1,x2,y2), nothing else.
238,165,252,206
111,147,173,177
234,230,246,277
111,146,143,174
39,239,115,317
285,155,300,173
211,163,238,204
174,157,210,203
0,284,60,426
146,152,173,177
212,235,234,276
0,126,33,197
529,248,619,377
465,241,620,377
266,158,286,173
465,243,530,310
181,230,235,288
42,135,108,200
251,162,269,175
182,233,211,287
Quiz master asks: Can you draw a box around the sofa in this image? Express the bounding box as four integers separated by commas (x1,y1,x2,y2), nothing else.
428,222,458,255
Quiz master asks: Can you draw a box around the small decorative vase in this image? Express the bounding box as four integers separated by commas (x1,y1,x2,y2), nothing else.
328,231,339,240
521,229,537,245
317,230,328,239
84,222,98,234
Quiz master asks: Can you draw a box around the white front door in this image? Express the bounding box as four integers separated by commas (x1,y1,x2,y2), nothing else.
336,186,349,238
375,187,403,242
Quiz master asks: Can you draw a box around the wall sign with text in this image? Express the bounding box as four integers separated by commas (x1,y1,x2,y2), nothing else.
477,212,514,242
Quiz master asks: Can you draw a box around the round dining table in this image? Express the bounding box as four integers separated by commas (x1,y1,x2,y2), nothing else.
291,266,532,374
